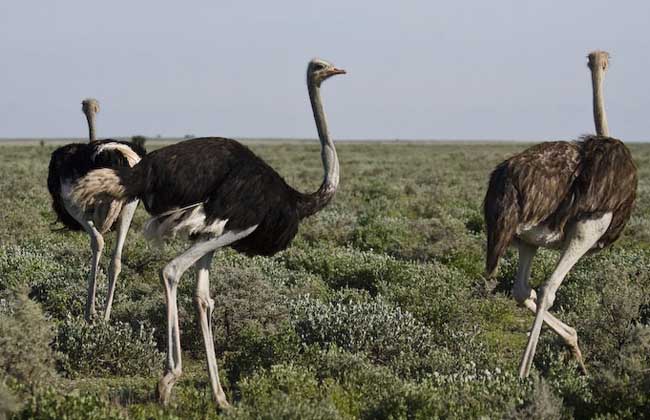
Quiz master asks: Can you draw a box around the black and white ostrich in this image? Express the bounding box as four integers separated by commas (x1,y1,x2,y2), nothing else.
70,59,346,409
47,98,146,322
484,51,637,378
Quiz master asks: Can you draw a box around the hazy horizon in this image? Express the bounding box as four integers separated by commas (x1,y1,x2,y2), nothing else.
1,1,649,141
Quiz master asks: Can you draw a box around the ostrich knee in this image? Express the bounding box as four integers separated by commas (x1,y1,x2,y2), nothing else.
539,286,558,311
91,232,104,254
108,258,122,279
161,264,180,290
195,290,213,317
512,284,537,306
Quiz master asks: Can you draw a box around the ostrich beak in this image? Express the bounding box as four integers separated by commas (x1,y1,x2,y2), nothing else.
329,67,346,76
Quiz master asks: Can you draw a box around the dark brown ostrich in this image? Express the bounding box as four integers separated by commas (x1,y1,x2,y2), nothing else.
70,58,346,409
483,51,637,378
47,99,146,322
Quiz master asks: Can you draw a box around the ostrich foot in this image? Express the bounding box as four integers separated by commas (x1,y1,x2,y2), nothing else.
215,395,231,411
157,371,180,406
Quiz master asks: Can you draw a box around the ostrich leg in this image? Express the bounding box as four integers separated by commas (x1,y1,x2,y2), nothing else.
195,251,229,408
158,225,257,407
63,201,104,322
104,199,138,321
519,213,612,378
512,242,587,373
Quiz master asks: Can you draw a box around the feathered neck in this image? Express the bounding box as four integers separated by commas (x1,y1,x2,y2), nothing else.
296,78,340,219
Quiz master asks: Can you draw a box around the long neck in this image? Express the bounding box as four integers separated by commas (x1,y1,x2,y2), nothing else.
591,66,609,137
297,80,340,219
85,111,96,141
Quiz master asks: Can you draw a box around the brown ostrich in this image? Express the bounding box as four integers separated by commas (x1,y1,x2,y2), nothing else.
483,51,637,378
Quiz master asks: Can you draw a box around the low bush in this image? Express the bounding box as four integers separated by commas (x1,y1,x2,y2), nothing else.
289,294,489,378
54,316,162,377
290,295,434,373
0,380,20,420
231,363,342,420
280,246,475,329
587,325,650,418
223,323,302,388
16,389,126,420
0,291,57,393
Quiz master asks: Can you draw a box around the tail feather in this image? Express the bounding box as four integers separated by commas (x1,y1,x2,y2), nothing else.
70,168,128,210
484,164,519,278
94,201,124,234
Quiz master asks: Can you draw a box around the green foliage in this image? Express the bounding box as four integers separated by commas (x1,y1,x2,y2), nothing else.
0,379,20,420
210,265,290,352
289,294,488,378
280,246,474,329
0,291,57,393
587,326,650,418
231,364,342,420
0,291,57,419
505,376,564,420
291,295,436,376
223,323,301,388
2,142,650,417
16,389,126,420
54,316,162,377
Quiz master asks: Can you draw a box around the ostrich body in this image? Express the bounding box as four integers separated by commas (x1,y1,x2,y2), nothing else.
484,51,637,378
70,59,346,409
47,99,146,321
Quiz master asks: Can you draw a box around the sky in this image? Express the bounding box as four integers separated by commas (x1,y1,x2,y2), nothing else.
1,1,649,141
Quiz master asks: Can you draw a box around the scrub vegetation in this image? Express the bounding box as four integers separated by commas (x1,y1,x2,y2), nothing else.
1,140,649,419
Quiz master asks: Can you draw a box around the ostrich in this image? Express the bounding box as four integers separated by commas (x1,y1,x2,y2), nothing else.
483,51,637,378
47,98,146,322
70,58,346,408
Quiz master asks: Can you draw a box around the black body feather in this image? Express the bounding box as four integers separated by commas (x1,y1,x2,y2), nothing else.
121,138,305,256
47,140,146,230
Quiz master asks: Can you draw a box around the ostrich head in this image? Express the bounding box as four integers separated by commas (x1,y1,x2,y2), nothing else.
587,51,610,137
82,98,100,116
307,58,346,87
587,50,609,73
81,98,100,141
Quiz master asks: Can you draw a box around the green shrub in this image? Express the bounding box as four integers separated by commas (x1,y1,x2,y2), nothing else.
0,245,80,291
298,208,357,248
0,291,57,393
224,323,301,388
290,295,434,371
231,363,342,420
295,346,533,419
54,316,162,377
351,213,422,257
0,244,90,319
280,246,474,330
0,379,20,420
211,266,290,352
279,246,390,294
109,283,168,349
587,325,650,418
16,389,125,420
505,377,564,419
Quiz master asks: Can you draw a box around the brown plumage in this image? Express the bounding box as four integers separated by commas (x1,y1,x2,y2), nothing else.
485,136,636,277
483,50,638,379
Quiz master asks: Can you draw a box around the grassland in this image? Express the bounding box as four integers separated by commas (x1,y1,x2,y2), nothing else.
1,140,649,419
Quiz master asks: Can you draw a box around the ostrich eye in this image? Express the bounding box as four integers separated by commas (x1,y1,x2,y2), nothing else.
314,64,324,70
